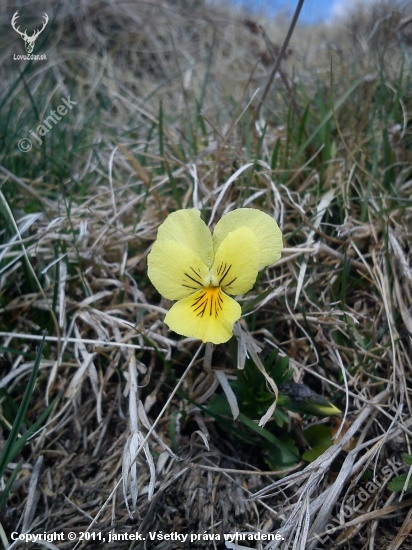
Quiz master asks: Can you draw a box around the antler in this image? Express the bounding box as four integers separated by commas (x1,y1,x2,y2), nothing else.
30,13,49,40
11,11,27,38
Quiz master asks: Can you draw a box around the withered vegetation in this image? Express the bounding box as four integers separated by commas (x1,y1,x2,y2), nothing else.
0,0,412,548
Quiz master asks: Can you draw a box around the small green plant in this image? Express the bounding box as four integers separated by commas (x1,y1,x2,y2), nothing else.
388,453,412,492
0,334,57,511
206,349,340,470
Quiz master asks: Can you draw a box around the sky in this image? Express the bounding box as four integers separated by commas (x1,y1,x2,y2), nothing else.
218,0,383,25
228,0,332,24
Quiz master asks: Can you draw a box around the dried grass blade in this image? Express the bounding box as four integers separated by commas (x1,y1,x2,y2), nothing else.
122,434,134,518
384,506,412,550
188,163,200,210
128,432,140,508
233,321,262,370
308,451,356,544
137,400,180,461
208,163,254,226
215,369,239,419
58,259,67,329
22,455,43,532
66,324,100,421
6,541,61,550
327,345,349,440
294,190,335,308
138,431,156,501
0,213,42,262
128,352,139,431
233,323,277,427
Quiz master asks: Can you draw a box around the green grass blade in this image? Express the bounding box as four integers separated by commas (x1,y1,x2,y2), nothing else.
0,459,23,511
10,393,60,459
0,333,46,479
287,75,366,174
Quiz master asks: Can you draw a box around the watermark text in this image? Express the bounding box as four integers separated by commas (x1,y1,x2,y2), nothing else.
18,96,77,152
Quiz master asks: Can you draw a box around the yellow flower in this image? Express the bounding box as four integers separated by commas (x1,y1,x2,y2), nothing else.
147,208,283,344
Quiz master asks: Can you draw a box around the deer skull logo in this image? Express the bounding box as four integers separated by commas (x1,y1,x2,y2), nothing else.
11,11,49,54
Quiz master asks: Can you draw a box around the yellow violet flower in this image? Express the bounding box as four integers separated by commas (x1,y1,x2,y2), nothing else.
147,208,283,344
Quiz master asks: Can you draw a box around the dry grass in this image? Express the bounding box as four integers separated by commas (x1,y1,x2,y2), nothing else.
1,0,412,549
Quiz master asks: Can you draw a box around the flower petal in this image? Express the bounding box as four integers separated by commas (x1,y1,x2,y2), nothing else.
212,208,283,268
148,240,210,300
164,287,241,344
156,209,213,268
211,227,260,295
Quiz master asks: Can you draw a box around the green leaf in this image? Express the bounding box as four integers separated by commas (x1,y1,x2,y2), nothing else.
388,474,412,492
302,425,334,462
207,394,232,417
272,408,289,428
263,434,300,470
402,453,412,466
270,355,291,384
238,413,299,465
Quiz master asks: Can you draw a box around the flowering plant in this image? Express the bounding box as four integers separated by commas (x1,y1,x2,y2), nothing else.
147,208,283,344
